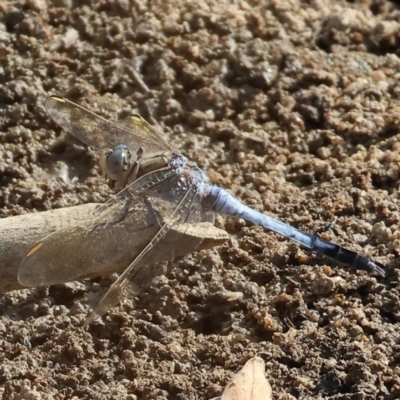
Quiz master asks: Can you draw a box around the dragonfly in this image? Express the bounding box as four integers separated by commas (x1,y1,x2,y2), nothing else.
19,96,385,325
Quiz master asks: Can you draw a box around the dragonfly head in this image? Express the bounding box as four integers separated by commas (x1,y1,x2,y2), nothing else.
100,144,133,181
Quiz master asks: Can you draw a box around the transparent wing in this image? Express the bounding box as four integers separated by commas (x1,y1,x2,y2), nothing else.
84,181,215,325
19,167,184,287
45,96,172,154
120,115,172,151
19,166,214,318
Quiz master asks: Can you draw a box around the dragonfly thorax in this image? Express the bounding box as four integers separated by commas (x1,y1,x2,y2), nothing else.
168,151,188,172
100,144,133,181
168,151,210,188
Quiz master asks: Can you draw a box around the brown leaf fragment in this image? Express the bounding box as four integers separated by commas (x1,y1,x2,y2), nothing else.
221,356,272,400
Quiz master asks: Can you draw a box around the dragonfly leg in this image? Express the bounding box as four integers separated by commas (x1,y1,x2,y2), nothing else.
143,197,163,229
88,193,134,234
107,177,118,190
118,147,145,189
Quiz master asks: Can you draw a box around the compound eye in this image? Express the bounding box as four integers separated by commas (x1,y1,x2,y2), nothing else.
104,144,133,182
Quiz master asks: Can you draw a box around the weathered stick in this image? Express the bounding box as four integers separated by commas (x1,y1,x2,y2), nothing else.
0,203,228,293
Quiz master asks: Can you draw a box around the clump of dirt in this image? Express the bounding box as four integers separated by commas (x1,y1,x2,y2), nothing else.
1,0,400,399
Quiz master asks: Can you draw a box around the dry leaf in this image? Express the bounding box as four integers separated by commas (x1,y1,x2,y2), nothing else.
221,356,272,400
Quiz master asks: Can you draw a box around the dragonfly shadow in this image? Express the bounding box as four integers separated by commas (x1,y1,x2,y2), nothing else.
184,307,235,335
182,293,242,335
37,135,100,185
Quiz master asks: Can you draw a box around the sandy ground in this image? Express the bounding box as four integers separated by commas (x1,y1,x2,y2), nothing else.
1,0,400,399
